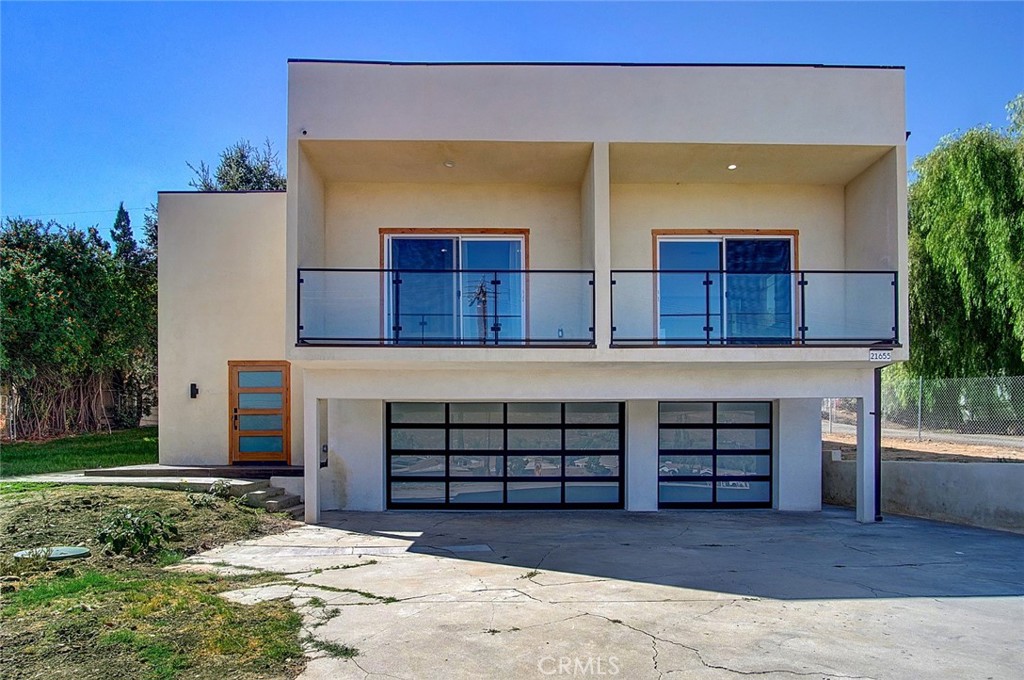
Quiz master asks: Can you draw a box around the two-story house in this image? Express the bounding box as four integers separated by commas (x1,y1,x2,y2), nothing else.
158,61,907,524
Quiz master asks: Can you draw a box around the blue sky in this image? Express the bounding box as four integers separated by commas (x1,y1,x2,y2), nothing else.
2,1,1022,237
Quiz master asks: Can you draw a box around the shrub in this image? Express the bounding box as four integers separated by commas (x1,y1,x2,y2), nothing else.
95,507,178,556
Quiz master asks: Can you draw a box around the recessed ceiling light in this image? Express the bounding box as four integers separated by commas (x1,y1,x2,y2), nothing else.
443,160,456,168
727,164,738,171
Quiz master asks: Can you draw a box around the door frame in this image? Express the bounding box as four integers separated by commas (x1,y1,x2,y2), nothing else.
228,360,291,464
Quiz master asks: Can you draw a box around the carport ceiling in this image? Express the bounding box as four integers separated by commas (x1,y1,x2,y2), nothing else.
301,140,593,184
610,143,892,185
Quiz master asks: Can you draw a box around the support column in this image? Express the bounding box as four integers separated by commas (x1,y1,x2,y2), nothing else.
303,388,321,524
775,398,823,511
626,400,659,511
855,390,878,523
581,142,612,348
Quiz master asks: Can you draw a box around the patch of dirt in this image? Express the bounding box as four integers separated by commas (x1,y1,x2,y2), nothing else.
823,434,1024,463
0,485,295,563
0,485,304,680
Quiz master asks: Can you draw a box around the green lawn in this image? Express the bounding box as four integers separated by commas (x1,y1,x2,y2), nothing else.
0,427,158,478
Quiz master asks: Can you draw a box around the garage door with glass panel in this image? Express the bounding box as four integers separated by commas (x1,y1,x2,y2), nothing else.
387,402,624,509
658,401,772,508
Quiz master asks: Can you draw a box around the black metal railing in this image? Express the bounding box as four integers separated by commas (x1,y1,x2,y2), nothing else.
610,270,899,347
297,268,595,347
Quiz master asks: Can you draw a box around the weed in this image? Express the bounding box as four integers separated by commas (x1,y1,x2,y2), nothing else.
518,569,541,580
0,547,50,577
208,479,233,499
304,636,359,659
344,588,398,604
312,559,378,575
308,596,327,608
96,506,179,557
186,492,219,509
155,550,185,567
308,602,343,628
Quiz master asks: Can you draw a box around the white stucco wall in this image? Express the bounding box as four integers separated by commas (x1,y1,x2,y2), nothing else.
324,399,384,511
157,191,297,465
288,62,906,146
844,148,909,359
322,182,582,269
610,183,846,269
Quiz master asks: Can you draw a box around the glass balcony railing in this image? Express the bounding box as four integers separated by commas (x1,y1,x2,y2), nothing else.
610,270,898,347
297,268,595,346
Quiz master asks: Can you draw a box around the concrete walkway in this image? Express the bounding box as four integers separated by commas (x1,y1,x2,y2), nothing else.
180,507,1024,679
1,470,263,493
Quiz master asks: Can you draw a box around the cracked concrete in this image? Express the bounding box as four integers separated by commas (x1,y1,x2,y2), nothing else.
185,506,1024,679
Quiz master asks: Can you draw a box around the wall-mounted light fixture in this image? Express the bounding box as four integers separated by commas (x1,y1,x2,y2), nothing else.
189,383,200,399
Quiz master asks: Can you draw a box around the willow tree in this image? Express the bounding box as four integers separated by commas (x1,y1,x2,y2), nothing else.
907,94,1024,378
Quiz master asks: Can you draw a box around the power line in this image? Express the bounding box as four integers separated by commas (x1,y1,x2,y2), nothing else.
6,208,150,219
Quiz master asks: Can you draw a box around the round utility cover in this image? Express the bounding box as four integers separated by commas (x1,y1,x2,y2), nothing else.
14,546,91,561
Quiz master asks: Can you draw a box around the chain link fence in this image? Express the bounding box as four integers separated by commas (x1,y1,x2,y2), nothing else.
823,371,1024,449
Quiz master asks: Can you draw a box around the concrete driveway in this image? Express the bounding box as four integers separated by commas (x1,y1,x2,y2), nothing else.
185,507,1024,679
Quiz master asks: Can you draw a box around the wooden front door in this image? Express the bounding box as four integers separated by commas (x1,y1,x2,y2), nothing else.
229,361,290,464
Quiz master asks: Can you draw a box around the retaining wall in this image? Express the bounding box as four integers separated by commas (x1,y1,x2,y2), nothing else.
822,453,1024,533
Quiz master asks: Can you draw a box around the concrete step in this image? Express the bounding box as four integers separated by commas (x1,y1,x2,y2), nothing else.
83,464,303,479
241,487,284,507
264,494,301,512
284,504,305,521
227,480,270,497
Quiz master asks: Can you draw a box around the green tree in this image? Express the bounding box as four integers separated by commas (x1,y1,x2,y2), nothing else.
108,203,158,429
110,201,138,265
907,94,1024,378
1,209,157,438
187,139,286,191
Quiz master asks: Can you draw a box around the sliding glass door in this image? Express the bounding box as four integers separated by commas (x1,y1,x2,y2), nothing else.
657,241,723,343
658,237,793,344
723,239,792,342
388,236,523,344
390,238,458,343
459,239,524,343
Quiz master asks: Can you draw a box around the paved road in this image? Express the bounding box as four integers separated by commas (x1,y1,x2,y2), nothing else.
823,420,1024,449
184,507,1024,679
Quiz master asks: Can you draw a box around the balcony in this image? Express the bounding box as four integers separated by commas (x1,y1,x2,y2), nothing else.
610,270,898,347
297,269,595,347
